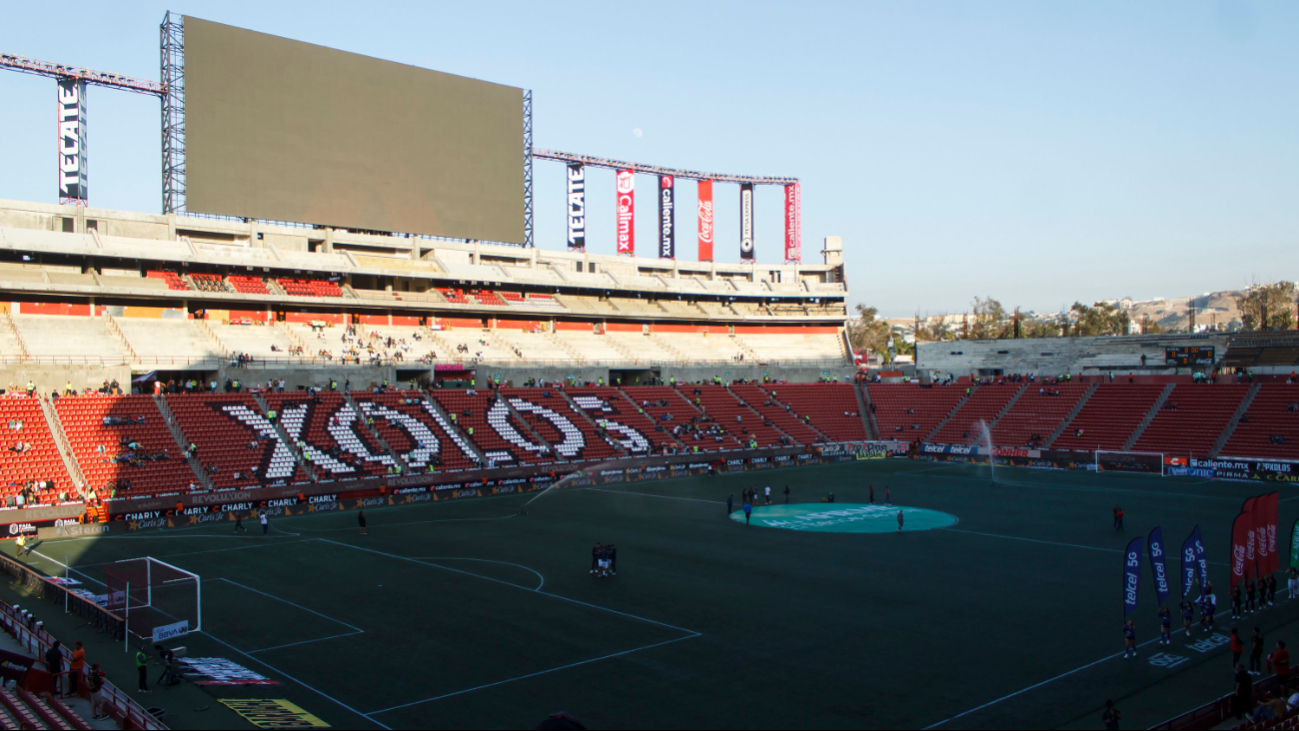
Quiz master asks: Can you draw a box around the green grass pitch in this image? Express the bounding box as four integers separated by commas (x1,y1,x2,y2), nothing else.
6,459,1299,730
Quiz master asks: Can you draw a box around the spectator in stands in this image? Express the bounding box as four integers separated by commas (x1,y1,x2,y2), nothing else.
1268,641,1291,687
1247,691,1289,724
67,640,85,698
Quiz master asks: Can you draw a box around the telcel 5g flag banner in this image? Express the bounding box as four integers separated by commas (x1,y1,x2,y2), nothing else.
616,170,635,255
1148,527,1171,606
1124,537,1143,615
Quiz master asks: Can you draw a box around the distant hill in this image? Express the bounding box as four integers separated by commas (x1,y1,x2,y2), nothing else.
1125,291,1243,331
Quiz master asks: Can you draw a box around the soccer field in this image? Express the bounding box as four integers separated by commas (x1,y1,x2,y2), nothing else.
8,459,1298,730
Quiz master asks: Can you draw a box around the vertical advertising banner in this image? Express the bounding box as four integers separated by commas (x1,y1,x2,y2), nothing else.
739,183,755,261
56,79,88,203
1232,509,1254,587
1255,496,1271,575
565,163,586,252
616,170,635,255
1124,537,1143,615
1148,527,1170,606
1290,517,1299,570
658,175,675,259
1193,525,1208,591
697,179,714,262
1181,527,1198,598
784,182,801,263
1268,492,1280,574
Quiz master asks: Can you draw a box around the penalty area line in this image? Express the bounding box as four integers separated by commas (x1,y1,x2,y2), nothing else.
365,632,701,717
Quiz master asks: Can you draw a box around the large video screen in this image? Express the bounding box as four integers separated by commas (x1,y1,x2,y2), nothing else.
183,16,525,243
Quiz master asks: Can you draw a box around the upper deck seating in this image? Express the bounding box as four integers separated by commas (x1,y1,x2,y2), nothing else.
189,272,232,293
146,270,190,291
228,275,270,295
277,278,344,298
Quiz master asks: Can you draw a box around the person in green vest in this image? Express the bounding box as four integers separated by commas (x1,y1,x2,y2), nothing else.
468,427,474,436
266,409,276,422
135,646,149,692
25,381,34,396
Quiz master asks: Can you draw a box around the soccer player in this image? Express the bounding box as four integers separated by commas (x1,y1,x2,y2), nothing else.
358,511,367,535
1113,505,1124,531
591,543,601,574
869,485,874,504
1123,619,1137,658
259,510,269,535
727,494,733,515
743,499,752,525
764,486,771,505
1181,600,1195,636
783,485,790,503
233,513,246,533
885,487,891,505
897,510,904,532
1159,606,1172,645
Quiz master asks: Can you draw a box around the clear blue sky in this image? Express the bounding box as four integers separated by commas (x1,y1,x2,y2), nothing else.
1,1,1295,317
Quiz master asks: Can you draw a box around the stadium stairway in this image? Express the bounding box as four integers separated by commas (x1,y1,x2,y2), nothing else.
867,384,967,441
758,384,867,443
501,388,619,463
558,390,633,458
501,394,568,461
37,396,87,493
1048,383,1167,452
54,394,195,499
620,386,742,452
693,385,786,448
929,383,1025,445
251,392,318,482
348,391,483,472
990,383,1090,450
414,393,487,468
729,384,827,445
1218,383,1299,460
153,395,215,491
0,397,73,506
566,387,673,455
1043,383,1098,448
428,390,557,467
343,392,406,469
1132,384,1252,458
1209,382,1260,457
923,388,976,443
0,684,90,731
1121,384,1175,452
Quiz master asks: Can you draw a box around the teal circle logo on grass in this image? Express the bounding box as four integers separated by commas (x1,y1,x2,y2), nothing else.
730,503,957,533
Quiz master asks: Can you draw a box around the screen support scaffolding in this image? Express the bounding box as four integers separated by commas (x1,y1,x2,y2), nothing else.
522,89,534,249
160,11,186,215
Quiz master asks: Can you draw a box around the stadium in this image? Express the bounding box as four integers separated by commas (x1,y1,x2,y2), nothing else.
0,10,1294,731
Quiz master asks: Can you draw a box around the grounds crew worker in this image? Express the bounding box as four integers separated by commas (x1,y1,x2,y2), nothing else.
135,646,150,692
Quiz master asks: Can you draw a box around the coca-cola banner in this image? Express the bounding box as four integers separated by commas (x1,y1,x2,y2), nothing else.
1232,510,1253,588
784,182,801,263
616,170,635,255
740,183,755,260
566,163,586,252
698,179,714,262
57,79,88,203
659,175,675,259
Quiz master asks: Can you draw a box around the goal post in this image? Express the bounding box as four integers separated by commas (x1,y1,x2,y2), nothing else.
1095,450,1165,476
104,557,201,642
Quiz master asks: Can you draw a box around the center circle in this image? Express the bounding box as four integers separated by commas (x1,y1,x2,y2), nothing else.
729,503,958,533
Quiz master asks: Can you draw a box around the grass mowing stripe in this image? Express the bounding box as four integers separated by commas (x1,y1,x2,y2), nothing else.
365,633,702,716
316,539,698,635
209,577,364,633
583,487,722,504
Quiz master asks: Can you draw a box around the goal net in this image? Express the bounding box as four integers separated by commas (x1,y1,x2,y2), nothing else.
1095,450,1165,476
104,558,201,642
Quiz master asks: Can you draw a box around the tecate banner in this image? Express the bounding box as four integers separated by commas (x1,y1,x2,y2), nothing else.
56,79,88,202
740,183,755,260
566,163,586,251
616,169,635,255
659,175,675,259
698,179,714,262
784,182,801,263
